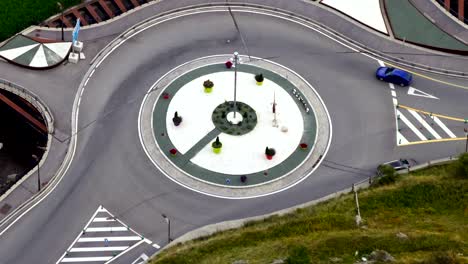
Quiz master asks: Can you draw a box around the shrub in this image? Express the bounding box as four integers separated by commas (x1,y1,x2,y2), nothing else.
255,73,264,82
422,251,461,264
203,80,214,88
212,137,222,148
285,245,310,264
265,147,276,156
375,164,398,186
449,153,468,179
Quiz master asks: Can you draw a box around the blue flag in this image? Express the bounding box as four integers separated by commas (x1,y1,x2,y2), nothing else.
72,18,80,45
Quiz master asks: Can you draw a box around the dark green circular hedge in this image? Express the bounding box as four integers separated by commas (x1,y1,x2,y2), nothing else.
211,101,257,136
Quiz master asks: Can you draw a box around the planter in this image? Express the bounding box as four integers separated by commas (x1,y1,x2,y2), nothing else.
212,136,222,154
203,80,214,93
212,146,222,154
255,74,264,85
299,143,308,150
172,112,182,126
162,93,170,100
265,147,276,160
169,148,177,157
225,60,233,69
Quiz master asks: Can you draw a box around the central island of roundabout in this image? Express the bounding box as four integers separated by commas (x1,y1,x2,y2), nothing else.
139,54,332,199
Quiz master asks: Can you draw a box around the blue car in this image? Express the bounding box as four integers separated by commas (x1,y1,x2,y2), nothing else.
376,66,412,86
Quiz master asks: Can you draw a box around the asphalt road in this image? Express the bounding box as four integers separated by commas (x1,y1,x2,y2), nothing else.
0,9,466,264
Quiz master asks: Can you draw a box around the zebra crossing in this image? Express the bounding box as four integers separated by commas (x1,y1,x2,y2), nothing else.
56,206,159,264
395,105,467,146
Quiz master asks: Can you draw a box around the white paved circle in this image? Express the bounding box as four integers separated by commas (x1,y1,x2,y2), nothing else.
166,71,304,175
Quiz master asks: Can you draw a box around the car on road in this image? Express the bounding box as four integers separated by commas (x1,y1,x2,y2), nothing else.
377,159,410,176
376,66,412,86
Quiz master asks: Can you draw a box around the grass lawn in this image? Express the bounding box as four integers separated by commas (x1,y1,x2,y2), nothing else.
0,0,81,42
150,164,467,264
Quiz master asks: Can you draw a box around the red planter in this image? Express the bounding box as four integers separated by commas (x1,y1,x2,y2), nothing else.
169,148,177,156
266,154,273,160
225,60,233,69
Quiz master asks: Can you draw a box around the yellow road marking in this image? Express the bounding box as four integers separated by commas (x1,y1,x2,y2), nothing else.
399,137,466,146
383,61,468,90
398,104,466,122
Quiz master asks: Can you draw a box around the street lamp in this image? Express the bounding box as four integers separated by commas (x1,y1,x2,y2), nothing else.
31,154,41,192
57,2,64,41
230,51,241,118
161,214,171,244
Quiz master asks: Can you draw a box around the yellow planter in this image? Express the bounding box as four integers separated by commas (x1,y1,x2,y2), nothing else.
212,147,221,154
256,81,263,86
204,87,213,93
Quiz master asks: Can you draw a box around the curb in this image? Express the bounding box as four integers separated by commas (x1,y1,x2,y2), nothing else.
150,155,461,259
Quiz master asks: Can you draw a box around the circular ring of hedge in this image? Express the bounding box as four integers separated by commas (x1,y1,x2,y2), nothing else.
212,101,257,136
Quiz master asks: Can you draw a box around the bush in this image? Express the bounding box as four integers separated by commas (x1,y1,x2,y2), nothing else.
422,251,461,264
449,153,468,179
375,165,398,186
285,245,310,264
265,147,276,156
255,73,264,82
203,80,214,88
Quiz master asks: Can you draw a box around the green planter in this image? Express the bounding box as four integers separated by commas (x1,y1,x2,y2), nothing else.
256,81,263,86
204,87,213,93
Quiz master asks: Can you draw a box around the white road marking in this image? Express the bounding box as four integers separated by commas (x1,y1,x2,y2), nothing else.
391,90,396,97
61,256,113,262
397,110,427,140
389,83,395,90
97,207,109,213
77,236,142,242
392,98,398,105
397,131,409,145
433,116,457,138
377,60,385,67
85,226,128,232
93,217,116,222
70,246,129,252
408,109,442,139
152,243,161,249
407,86,439,99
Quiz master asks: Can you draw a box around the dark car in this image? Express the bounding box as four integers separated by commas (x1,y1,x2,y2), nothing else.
377,159,410,176
376,66,412,87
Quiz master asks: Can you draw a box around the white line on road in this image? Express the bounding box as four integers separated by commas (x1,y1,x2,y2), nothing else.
389,83,395,90
61,256,113,262
391,90,396,97
97,207,109,213
378,60,385,67
93,217,116,222
70,246,129,252
78,236,142,242
397,131,409,145
433,116,457,138
397,110,427,141
85,227,128,232
408,109,442,139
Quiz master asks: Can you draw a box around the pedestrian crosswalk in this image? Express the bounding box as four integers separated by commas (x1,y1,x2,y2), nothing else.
56,206,159,264
395,105,467,146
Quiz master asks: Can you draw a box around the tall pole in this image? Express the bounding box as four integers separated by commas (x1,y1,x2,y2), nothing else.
57,2,64,41
464,128,467,153
233,51,239,118
162,214,171,243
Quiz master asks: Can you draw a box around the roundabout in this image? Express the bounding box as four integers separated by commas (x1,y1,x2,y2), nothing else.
1,3,466,263
139,55,332,198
